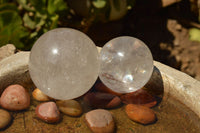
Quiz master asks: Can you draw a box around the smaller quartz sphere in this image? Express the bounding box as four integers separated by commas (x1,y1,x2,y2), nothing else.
99,36,153,93
29,28,99,100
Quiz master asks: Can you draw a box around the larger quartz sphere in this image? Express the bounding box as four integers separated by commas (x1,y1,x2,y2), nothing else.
29,28,99,100
99,36,153,93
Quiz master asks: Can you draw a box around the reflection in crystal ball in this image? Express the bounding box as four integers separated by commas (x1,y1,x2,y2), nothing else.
29,28,99,100
99,36,153,93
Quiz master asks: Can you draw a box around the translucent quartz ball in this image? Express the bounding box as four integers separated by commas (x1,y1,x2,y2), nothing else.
29,28,99,100
99,36,153,93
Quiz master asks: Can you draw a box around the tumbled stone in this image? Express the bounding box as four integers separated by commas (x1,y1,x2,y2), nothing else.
32,88,50,102
120,89,157,108
125,104,156,125
84,92,121,109
35,102,60,123
0,109,12,129
94,82,123,96
56,100,82,117
0,84,30,111
85,109,115,133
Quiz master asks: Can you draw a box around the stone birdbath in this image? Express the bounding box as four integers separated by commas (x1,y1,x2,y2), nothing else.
0,44,200,132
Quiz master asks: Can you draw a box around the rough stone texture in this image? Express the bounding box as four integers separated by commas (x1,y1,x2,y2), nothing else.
0,44,16,61
0,52,31,95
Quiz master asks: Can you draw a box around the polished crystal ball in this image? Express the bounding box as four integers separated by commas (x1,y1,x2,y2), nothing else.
29,28,99,100
99,36,153,93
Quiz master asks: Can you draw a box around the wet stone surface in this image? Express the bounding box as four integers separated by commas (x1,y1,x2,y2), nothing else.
1,93,200,133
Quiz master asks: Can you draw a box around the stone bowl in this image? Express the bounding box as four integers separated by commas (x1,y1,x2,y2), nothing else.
0,47,200,132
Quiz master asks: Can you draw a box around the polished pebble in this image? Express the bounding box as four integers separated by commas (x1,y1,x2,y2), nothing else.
125,104,156,125
56,100,82,117
85,109,115,133
120,89,157,108
94,82,123,96
0,109,12,129
32,88,50,102
84,92,121,109
36,102,60,123
0,84,30,111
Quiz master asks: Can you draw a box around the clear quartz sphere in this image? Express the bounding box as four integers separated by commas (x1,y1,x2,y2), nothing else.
99,36,153,93
29,28,99,100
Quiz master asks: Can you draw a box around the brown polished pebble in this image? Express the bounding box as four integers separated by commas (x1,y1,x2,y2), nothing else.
0,84,30,111
56,100,82,117
94,82,122,96
120,89,157,108
0,109,12,129
84,92,121,109
35,102,60,123
125,104,156,125
32,88,50,102
85,109,115,133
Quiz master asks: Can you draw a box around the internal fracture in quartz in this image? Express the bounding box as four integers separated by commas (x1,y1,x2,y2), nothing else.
29,28,100,100
99,36,153,93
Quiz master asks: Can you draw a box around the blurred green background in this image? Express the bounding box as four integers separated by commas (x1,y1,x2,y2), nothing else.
1,0,200,50
0,0,134,50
